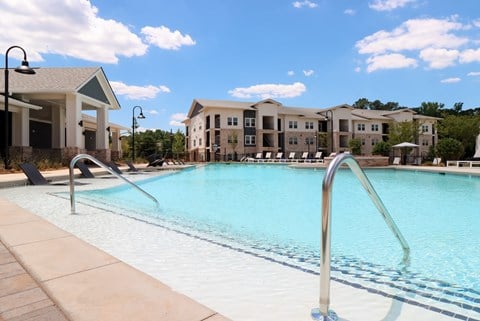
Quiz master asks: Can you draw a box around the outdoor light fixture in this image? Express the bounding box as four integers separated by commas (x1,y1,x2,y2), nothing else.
324,110,333,154
131,105,146,161
3,45,35,169
106,126,110,132
78,120,83,127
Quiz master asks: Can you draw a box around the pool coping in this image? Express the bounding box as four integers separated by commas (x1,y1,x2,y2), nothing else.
0,198,231,321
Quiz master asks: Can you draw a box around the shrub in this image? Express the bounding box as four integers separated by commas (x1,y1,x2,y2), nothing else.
436,138,464,161
348,138,362,155
372,141,391,156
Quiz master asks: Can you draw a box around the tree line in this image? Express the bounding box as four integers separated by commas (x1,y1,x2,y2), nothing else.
351,98,480,161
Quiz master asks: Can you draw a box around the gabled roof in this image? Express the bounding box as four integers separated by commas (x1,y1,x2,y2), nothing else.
0,67,121,110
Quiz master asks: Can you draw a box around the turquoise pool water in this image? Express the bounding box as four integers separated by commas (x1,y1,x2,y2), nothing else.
74,164,480,319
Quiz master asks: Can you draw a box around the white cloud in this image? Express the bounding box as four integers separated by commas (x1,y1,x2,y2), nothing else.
459,48,480,64
344,9,356,16
142,26,196,50
292,1,318,9
366,53,417,72
0,0,147,63
287,70,295,76
369,0,416,11
441,77,461,83
419,48,459,69
467,71,480,76
228,82,306,99
354,66,361,73
110,81,171,100
303,69,315,76
356,18,467,55
148,110,159,115
169,113,187,127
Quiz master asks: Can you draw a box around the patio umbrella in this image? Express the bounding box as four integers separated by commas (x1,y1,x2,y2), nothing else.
392,142,419,165
392,142,419,148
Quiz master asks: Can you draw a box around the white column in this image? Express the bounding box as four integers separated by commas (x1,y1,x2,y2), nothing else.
11,108,29,146
52,106,65,148
96,106,109,149
65,93,83,148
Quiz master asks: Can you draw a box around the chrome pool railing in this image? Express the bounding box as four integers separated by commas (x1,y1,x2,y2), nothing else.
312,153,410,321
69,154,159,214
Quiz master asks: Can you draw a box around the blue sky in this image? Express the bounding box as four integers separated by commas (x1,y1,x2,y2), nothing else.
1,0,480,131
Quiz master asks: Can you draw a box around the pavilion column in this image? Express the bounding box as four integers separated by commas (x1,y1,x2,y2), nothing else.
95,106,110,162
52,105,65,149
64,93,85,162
10,108,32,162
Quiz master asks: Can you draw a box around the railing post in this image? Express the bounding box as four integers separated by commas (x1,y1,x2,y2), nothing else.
311,153,409,321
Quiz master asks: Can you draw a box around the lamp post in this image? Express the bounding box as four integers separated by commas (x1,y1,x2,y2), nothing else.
3,46,36,169
324,110,333,154
131,105,145,161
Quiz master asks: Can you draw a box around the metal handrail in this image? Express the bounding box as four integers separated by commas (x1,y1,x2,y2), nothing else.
69,154,159,214
312,153,410,321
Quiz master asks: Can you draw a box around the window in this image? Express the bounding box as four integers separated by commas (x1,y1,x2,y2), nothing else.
245,117,256,127
361,138,366,146
199,138,202,146
288,137,298,145
357,123,365,131
245,135,256,145
371,124,379,132
422,125,429,133
289,121,298,129
227,117,238,126
422,139,429,146
305,137,314,145
371,138,379,146
193,139,196,147
305,121,314,129
228,135,238,144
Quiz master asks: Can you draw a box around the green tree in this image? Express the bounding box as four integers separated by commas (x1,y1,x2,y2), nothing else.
417,101,444,117
348,138,362,155
387,121,420,145
352,98,370,109
372,141,391,156
437,115,480,158
436,138,464,161
172,130,185,159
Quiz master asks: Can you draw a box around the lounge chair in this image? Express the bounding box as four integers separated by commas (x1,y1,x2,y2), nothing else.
265,152,273,162
301,152,309,162
275,152,284,162
19,163,86,186
255,152,264,162
126,161,139,172
75,161,95,178
106,162,123,174
288,152,297,162
392,157,401,165
314,151,324,163
432,157,442,166
328,152,337,157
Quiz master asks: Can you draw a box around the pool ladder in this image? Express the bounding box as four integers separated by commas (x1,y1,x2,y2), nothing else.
312,153,410,321
68,154,159,214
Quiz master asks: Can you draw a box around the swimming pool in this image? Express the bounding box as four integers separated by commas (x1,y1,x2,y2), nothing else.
72,164,480,320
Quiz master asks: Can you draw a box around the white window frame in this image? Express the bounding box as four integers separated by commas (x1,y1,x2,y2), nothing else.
227,117,238,126
357,123,365,131
288,137,298,145
305,121,314,129
245,117,256,127
289,121,298,129
245,135,256,145
371,124,379,132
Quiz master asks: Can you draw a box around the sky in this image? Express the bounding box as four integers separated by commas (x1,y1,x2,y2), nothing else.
1,0,480,132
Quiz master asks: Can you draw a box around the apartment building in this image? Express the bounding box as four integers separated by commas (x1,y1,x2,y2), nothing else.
184,98,438,162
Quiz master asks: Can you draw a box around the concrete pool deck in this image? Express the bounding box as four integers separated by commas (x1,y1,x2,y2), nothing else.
0,163,479,321
0,198,230,321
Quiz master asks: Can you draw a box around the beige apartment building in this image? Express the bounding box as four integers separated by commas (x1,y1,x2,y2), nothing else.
184,98,439,162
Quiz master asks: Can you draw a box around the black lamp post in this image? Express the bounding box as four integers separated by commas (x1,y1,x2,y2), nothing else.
3,46,35,169
131,105,145,161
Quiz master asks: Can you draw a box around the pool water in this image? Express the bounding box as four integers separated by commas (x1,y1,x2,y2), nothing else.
73,164,480,319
